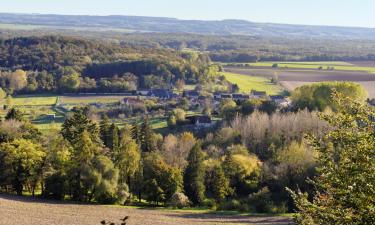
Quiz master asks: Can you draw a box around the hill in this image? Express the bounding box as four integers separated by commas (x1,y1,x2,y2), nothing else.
1,13,375,40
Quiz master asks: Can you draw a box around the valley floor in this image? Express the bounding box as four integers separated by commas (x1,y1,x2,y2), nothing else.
0,194,293,225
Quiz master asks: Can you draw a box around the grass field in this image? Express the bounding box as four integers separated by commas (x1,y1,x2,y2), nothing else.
60,95,124,104
11,95,58,106
222,72,284,95
224,61,375,73
0,194,293,225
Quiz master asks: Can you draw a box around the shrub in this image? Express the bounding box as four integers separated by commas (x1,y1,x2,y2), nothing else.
168,192,190,209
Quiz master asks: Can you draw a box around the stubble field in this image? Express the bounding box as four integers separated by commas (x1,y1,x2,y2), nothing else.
224,66,375,97
0,195,293,225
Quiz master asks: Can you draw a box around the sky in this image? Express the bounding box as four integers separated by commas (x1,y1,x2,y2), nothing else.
1,0,374,28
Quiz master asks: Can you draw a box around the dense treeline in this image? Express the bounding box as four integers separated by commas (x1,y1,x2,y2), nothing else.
2,31,375,63
0,36,213,94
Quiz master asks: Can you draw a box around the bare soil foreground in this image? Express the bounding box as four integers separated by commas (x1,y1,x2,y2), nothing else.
0,195,293,225
224,67,375,98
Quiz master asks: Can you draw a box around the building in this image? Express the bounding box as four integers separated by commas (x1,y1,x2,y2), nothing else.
232,93,250,101
270,95,290,107
250,90,268,99
148,89,174,99
187,115,214,128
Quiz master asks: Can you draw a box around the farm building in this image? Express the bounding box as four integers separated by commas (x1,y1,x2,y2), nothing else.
250,90,268,99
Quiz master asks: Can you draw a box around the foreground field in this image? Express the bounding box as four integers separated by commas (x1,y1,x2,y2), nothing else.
0,195,293,225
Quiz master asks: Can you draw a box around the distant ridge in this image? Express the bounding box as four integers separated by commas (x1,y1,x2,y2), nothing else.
1,13,375,39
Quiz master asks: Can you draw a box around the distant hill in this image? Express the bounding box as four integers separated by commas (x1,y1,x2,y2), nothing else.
1,13,375,39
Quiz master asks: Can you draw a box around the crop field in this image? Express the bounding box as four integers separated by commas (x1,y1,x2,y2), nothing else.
224,66,375,98
222,72,284,95
224,61,375,73
0,195,292,225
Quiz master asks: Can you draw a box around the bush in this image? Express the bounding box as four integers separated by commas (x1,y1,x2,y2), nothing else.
43,172,67,200
219,199,241,211
248,187,273,213
202,198,217,209
168,192,190,209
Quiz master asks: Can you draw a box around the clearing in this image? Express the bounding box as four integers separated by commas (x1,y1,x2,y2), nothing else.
0,195,293,225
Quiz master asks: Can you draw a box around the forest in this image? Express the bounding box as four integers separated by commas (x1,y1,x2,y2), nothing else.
0,36,213,94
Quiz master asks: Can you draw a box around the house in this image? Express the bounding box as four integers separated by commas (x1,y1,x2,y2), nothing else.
270,95,290,107
187,115,214,128
250,90,268,99
213,92,223,100
183,90,200,99
221,93,232,99
137,89,150,96
232,93,250,101
148,89,174,99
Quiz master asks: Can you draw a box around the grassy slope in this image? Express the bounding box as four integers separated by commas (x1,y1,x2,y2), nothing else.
222,72,284,95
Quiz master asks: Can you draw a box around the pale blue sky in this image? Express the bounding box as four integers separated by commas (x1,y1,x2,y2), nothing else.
1,0,374,28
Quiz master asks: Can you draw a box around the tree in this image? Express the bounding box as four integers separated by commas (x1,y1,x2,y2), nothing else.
0,87,6,99
115,131,141,186
8,70,27,91
143,152,183,205
291,82,368,111
183,143,206,205
81,155,120,204
289,92,375,225
139,118,156,152
61,107,100,147
99,115,111,148
68,130,101,201
205,162,232,203
162,132,196,169
59,73,81,92
219,99,238,121
0,139,46,195
108,123,120,156
5,108,23,121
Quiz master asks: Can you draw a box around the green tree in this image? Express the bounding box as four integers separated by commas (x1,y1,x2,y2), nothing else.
289,92,375,225
219,99,238,121
291,82,368,111
183,143,206,205
115,130,141,186
0,139,46,196
99,115,111,148
206,163,232,203
143,152,183,205
61,107,100,147
59,73,81,92
140,118,156,152
5,108,23,121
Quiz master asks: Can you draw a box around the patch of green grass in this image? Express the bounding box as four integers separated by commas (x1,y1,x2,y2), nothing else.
222,72,284,95
0,23,48,30
11,95,58,106
244,62,375,73
60,96,124,104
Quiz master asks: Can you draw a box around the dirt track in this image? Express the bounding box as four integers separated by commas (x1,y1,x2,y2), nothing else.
0,194,293,225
